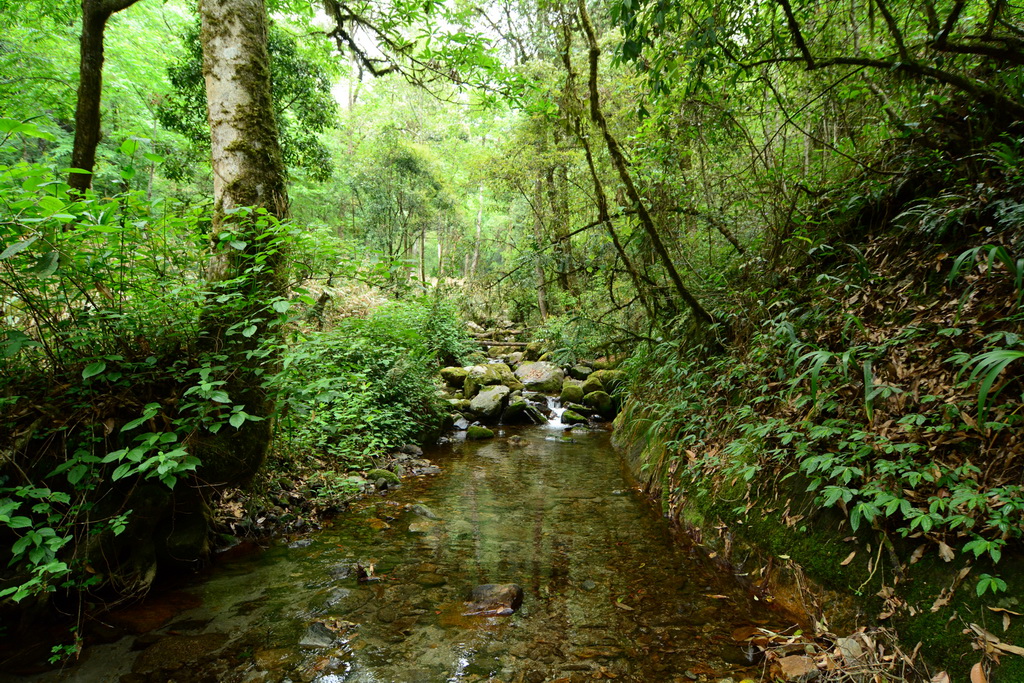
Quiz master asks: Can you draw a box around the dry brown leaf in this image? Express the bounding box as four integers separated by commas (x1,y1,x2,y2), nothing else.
988,607,1023,616
970,661,987,683
1005,614,1012,633
910,544,927,564
931,592,951,612
930,671,950,682
938,541,955,562
993,642,1024,656
840,551,857,566
613,601,634,611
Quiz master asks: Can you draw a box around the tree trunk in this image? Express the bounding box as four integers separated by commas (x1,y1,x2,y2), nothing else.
195,0,288,486
533,178,549,321
576,0,715,328
68,0,140,195
471,185,483,277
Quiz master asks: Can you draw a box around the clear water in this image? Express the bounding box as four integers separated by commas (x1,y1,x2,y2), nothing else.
29,426,784,682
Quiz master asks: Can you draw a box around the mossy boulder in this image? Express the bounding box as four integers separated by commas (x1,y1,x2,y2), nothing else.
502,395,546,425
469,385,511,420
466,425,495,440
590,369,626,393
569,365,594,380
580,375,604,395
561,410,588,425
514,361,564,393
464,363,523,398
583,390,614,417
440,366,469,388
560,383,584,404
366,468,400,484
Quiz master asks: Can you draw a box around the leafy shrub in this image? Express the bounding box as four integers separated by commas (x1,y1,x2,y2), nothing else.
273,297,456,468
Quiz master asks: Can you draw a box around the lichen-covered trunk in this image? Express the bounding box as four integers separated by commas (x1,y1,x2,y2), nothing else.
195,0,288,486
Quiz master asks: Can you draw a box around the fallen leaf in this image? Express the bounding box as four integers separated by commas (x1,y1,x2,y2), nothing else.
930,673,950,683
931,593,951,612
970,662,987,683
1005,614,1012,632
938,541,955,562
840,551,857,566
988,607,1022,616
613,600,634,611
993,642,1024,656
704,594,729,599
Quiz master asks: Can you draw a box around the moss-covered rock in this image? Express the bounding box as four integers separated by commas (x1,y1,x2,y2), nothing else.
580,375,604,395
440,366,469,388
466,425,495,440
515,361,565,393
569,365,594,380
583,390,614,416
469,384,510,420
590,369,626,393
366,468,400,484
464,363,523,398
560,383,584,404
561,409,588,425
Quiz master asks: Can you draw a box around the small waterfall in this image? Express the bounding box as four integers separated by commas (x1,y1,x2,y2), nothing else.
544,395,566,428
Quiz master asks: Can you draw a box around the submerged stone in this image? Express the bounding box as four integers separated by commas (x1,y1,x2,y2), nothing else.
298,621,336,648
464,583,524,616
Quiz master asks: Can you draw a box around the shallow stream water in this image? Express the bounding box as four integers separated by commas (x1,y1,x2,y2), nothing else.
22,424,788,682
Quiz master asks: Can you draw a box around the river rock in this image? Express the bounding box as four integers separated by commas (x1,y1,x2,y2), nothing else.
466,425,495,440
561,409,588,425
569,365,593,380
365,468,399,485
453,416,470,430
464,583,524,616
514,361,564,393
502,395,546,425
582,390,614,417
590,369,626,393
299,622,336,648
559,383,584,404
469,384,510,419
464,364,522,399
580,375,604,395
412,503,440,519
525,341,545,361
440,366,469,388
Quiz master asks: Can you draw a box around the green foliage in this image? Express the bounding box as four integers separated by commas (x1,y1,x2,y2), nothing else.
158,21,339,181
272,297,457,468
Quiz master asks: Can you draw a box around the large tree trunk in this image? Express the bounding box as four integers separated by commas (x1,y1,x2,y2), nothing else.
68,0,140,195
195,0,288,486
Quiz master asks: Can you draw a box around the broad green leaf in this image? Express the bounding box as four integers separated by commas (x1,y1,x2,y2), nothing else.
0,236,39,260
82,362,107,379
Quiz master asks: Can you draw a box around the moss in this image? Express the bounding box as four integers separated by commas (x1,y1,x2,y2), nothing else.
466,425,494,440
365,468,400,484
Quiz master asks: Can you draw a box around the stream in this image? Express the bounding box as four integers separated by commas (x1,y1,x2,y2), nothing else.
22,423,788,683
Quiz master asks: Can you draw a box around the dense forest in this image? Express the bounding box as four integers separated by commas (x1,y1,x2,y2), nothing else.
1,0,1023,680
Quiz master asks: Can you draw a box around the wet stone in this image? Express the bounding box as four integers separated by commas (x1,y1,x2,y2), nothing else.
464,583,524,616
412,503,440,519
299,621,336,648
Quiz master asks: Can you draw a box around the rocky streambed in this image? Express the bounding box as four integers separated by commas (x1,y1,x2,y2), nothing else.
12,425,790,683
